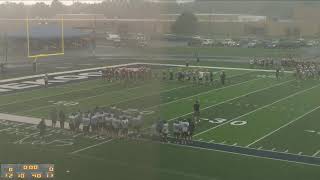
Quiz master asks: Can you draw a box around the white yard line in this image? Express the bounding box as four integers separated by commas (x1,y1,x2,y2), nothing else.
0,73,254,126
16,70,251,115
0,62,290,85
246,104,320,147
145,71,253,110
140,77,264,131
18,83,191,114
18,81,189,114
165,77,286,123
312,150,320,157
0,63,139,84
193,80,294,137
194,80,317,138
70,139,113,154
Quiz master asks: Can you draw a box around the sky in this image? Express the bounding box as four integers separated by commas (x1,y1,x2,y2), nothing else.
0,0,105,5
0,0,195,5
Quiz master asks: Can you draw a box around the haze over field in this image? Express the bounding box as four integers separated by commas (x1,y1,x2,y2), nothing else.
0,0,103,5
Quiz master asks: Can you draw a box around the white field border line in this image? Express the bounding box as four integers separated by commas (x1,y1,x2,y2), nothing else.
189,139,320,158
138,62,294,74
145,71,254,110
0,81,121,108
70,139,113,154
194,80,317,138
0,63,140,84
193,138,320,160
17,83,192,114
167,79,294,123
0,62,289,84
247,104,320,147
165,142,320,167
0,75,114,97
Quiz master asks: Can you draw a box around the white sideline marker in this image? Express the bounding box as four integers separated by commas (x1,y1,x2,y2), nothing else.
70,139,113,154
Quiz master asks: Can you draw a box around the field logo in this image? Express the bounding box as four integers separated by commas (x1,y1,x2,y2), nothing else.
0,71,103,94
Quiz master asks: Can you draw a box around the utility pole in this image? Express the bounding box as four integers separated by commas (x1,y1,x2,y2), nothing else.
91,15,97,56
4,32,8,63
0,32,7,74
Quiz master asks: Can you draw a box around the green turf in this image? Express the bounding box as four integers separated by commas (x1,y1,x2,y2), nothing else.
0,139,318,180
0,65,320,180
249,101,320,155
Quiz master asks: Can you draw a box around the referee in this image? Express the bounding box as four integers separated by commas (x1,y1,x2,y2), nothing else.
193,100,200,123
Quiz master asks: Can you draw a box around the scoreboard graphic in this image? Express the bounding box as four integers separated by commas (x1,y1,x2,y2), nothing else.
1,164,54,179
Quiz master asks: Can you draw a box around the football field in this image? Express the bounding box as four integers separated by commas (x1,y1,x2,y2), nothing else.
0,63,319,180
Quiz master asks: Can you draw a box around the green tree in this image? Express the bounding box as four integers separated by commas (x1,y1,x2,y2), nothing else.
171,11,198,36
51,0,65,15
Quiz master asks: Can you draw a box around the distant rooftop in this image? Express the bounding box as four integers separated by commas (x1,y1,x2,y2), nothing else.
161,13,267,23
8,24,89,39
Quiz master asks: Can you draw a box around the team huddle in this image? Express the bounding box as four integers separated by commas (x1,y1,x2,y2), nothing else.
102,66,227,85
160,69,226,85
151,118,195,144
39,98,202,143
150,100,200,143
101,66,152,82
250,56,302,69
67,106,144,138
294,62,320,80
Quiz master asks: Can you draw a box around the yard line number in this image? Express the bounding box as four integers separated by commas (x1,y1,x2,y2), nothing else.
201,118,247,126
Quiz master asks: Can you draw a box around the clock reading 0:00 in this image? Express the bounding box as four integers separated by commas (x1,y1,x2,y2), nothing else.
23,165,39,170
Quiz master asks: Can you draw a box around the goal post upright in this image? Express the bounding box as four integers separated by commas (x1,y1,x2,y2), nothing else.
26,16,65,62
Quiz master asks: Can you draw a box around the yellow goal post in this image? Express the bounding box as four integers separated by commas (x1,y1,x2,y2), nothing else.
26,17,65,61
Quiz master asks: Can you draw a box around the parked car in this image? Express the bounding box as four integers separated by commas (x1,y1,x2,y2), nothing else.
221,39,239,47
188,36,203,46
201,39,214,46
